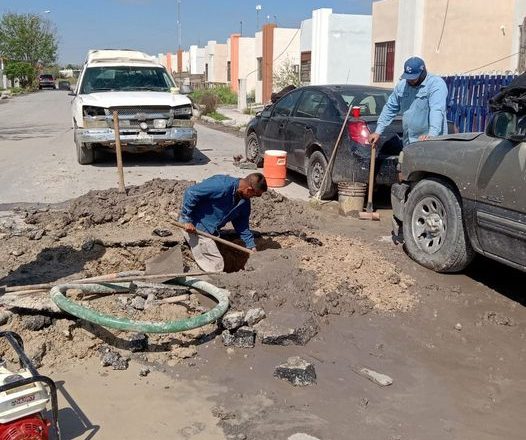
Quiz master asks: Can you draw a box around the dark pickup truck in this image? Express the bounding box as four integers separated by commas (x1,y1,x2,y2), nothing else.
392,77,526,273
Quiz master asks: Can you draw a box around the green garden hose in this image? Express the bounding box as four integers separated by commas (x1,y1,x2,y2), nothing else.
50,277,229,333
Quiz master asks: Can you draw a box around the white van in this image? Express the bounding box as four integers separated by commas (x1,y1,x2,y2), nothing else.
71,49,196,164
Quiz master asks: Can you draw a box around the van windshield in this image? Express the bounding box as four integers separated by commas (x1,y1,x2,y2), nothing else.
80,66,175,94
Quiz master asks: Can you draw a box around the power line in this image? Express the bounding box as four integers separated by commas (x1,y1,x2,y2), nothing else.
435,0,450,53
245,26,301,79
462,52,519,74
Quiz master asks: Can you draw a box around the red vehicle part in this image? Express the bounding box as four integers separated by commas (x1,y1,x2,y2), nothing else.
0,414,49,440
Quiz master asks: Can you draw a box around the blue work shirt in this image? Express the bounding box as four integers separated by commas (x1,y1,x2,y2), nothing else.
179,175,256,249
375,74,448,145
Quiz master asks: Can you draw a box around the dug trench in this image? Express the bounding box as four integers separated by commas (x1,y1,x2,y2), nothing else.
0,178,524,440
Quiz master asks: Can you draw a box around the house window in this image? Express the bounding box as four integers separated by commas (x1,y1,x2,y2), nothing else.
301,51,311,84
373,41,395,83
257,57,262,81
227,61,231,82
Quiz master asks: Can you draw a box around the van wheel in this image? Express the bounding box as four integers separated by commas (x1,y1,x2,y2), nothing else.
402,178,474,272
307,151,336,199
75,137,94,165
173,143,194,162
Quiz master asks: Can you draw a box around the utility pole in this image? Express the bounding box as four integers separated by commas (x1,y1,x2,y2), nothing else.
240,20,243,37
519,17,526,73
177,0,182,50
256,5,262,31
177,0,182,86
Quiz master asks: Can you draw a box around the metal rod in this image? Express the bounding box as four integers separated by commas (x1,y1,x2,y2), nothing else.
3,271,217,294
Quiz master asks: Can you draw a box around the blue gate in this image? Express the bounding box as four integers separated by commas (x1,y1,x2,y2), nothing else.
443,74,517,133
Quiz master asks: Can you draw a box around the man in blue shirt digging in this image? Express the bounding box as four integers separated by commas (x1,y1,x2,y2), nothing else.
369,57,448,147
179,173,267,272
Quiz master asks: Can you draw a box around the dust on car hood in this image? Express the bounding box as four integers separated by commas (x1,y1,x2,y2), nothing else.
78,91,191,108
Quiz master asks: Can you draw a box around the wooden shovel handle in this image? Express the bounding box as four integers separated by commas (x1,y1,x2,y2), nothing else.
172,221,254,255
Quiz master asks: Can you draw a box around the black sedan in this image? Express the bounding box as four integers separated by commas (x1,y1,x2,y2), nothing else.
244,85,404,198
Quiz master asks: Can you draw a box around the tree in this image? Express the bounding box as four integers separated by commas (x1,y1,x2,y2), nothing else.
273,57,302,91
4,61,35,88
0,13,58,67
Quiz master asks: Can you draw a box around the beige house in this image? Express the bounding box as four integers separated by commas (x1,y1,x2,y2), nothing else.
371,0,526,87
205,40,228,85
255,24,301,104
226,34,257,95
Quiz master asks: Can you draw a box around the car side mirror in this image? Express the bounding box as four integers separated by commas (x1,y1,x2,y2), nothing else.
261,109,272,118
487,111,526,141
68,91,76,96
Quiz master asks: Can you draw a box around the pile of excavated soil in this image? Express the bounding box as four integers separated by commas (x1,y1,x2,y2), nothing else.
212,232,416,318
0,178,416,370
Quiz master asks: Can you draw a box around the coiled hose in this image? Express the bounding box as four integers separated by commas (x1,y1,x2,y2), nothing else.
50,277,229,333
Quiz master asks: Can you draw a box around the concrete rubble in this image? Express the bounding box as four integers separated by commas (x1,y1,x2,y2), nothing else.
222,326,256,348
274,356,317,386
254,310,319,346
355,367,393,387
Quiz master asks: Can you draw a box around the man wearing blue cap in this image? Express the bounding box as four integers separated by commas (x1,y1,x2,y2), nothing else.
369,57,448,146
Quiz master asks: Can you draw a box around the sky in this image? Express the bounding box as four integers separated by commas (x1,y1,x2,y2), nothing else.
0,0,374,64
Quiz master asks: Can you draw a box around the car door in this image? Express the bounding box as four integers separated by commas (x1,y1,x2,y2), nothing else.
287,90,341,172
261,89,302,153
475,113,526,267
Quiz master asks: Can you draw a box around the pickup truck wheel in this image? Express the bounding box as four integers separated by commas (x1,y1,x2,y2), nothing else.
307,151,336,199
75,137,94,165
245,132,263,167
173,143,194,162
402,178,474,273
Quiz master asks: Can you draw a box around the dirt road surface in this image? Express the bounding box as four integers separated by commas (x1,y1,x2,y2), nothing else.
0,91,524,440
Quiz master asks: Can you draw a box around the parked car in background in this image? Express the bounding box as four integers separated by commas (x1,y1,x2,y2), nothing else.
391,84,526,273
38,74,56,90
71,49,196,165
244,85,404,198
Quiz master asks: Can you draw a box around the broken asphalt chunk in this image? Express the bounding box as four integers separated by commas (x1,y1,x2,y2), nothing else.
222,326,256,348
254,310,318,346
274,356,316,386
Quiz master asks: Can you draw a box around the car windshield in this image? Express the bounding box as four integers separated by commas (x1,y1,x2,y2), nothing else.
40,75,53,80
338,90,390,116
80,66,175,94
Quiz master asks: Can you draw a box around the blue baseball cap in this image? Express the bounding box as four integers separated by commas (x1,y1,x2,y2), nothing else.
401,57,426,80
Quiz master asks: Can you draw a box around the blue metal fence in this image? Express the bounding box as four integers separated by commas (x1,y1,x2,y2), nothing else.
443,74,517,133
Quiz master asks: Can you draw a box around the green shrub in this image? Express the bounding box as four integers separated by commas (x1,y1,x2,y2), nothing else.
190,85,237,106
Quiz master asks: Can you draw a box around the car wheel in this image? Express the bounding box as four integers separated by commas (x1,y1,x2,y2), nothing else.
173,143,194,162
402,178,475,273
306,150,336,199
74,130,94,165
245,132,263,167
76,140,94,165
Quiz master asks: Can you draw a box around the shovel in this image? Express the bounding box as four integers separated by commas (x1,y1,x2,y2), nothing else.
359,139,380,221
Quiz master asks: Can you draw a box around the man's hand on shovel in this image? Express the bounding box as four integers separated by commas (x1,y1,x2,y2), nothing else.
183,223,196,233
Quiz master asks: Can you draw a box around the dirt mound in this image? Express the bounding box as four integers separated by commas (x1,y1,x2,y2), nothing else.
0,178,417,370
213,232,416,318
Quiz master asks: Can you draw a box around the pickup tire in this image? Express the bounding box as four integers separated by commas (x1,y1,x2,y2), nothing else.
307,151,336,199
402,178,475,273
75,132,94,165
173,143,194,162
245,132,263,167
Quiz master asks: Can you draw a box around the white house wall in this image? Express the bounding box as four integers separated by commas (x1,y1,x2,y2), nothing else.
239,37,257,95
327,14,372,85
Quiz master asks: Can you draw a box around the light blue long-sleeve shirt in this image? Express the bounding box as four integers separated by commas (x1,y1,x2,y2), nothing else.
375,74,448,145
